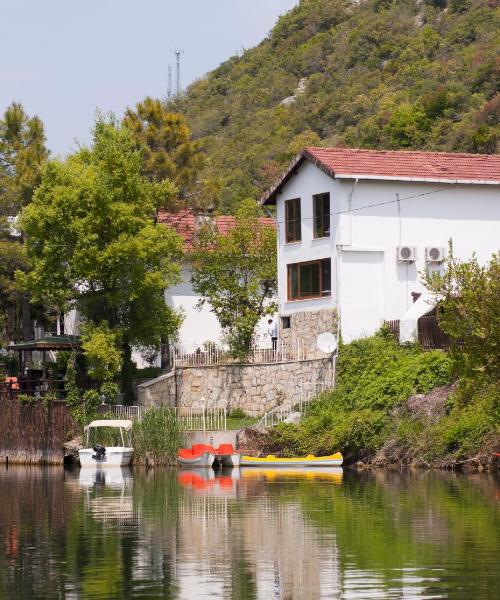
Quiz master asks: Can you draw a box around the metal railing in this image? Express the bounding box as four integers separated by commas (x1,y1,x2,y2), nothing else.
98,404,227,431
259,377,336,428
172,339,305,367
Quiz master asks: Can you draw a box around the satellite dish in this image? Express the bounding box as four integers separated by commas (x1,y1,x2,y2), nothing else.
316,333,337,354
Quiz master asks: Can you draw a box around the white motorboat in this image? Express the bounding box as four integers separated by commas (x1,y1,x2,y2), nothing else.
79,419,134,467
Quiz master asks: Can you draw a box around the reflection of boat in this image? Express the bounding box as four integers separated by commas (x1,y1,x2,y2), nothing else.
240,452,343,467
78,467,132,488
241,466,343,483
178,468,239,496
79,420,134,467
177,444,241,468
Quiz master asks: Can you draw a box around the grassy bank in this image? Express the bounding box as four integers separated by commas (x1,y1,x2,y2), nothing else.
265,330,499,469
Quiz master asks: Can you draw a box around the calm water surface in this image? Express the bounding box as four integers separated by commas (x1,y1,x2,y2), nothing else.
0,466,498,599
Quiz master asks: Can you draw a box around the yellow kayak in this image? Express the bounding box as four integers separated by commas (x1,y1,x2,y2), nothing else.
240,452,343,467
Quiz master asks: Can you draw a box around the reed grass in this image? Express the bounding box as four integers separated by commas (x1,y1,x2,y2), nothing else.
132,407,184,466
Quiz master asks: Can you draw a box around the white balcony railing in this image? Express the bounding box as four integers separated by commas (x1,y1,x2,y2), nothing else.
172,339,305,367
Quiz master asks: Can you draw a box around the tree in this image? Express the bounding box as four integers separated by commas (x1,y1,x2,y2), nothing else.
123,97,205,200
191,200,277,359
19,117,183,402
424,246,500,386
0,102,48,344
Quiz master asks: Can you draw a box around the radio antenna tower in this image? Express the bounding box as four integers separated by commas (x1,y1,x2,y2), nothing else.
174,49,184,97
167,64,173,101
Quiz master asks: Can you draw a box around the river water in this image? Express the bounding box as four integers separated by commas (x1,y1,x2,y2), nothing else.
0,466,498,599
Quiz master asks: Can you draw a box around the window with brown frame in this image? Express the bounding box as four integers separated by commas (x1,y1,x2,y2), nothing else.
313,193,330,239
287,258,331,301
285,198,301,243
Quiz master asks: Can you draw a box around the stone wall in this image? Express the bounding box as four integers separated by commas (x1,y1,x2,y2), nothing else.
138,372,176,407
138,357,335,417
280,307,338,359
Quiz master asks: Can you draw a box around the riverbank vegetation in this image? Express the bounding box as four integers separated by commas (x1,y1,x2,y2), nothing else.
267,252,499,469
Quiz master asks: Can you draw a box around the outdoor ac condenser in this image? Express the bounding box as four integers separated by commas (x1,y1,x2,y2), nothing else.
425,246,445,263
397,246,417,262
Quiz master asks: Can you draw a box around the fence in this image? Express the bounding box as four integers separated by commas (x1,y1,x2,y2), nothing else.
259,377,336,428
384,316,453,350
172,339,305,367
417,316,453,350
98,404,227,431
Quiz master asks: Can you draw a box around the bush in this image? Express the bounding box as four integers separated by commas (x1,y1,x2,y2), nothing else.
132,407,184,465
268,331,458,462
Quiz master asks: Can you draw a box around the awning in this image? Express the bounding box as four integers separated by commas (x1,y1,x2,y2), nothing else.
84,420,133,432
7,335,81,352
399,293,438,344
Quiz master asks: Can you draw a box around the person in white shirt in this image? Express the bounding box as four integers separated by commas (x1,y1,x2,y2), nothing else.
268,319,278,351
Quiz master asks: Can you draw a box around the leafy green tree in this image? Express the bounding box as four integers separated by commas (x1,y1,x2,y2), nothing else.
0,102,48,344
425,246,500,386
123,97,205,201
191,200,277,359
81,322,123,383
19,117,183,402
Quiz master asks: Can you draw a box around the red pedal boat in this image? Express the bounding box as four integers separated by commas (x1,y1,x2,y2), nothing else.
177,443,241,468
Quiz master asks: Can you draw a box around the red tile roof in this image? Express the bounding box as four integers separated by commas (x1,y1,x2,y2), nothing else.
261,147,500,204
157,209,275,251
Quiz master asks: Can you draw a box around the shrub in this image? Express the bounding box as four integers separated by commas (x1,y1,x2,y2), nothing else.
132,407,184,465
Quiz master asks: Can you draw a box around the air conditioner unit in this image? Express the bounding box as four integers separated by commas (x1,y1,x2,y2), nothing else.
397,246,417,262
425,246,445,263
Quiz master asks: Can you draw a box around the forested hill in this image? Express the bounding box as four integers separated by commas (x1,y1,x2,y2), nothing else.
174,0,499,212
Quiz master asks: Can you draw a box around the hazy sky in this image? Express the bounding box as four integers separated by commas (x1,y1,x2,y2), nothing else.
1,0,298,156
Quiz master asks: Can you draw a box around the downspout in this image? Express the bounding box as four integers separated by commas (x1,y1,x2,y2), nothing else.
337,178,358,338
396,192,409,311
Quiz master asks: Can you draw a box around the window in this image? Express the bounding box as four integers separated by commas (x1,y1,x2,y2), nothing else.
281,316,291,329
287,258,331,301
285,198,301,243
313,193,330,239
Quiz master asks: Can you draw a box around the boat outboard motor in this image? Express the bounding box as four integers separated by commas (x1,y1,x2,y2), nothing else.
92,444,106,461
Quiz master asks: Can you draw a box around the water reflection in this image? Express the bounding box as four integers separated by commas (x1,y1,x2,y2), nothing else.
0,466,498,599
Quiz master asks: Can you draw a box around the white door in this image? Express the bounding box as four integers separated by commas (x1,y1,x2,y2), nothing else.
339,251,384,342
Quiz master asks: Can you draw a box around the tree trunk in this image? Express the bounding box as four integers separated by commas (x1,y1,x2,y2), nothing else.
161,336,172,372
121,338,135,405
21,294,33,341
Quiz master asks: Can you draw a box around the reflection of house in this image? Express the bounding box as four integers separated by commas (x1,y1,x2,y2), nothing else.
157,209,276,353
262,148,500,344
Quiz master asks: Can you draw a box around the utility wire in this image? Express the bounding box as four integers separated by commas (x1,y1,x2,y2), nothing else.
271,186,451,225
20,186,452,248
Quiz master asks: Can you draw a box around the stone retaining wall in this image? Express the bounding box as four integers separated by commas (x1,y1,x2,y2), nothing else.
280,308,338,359
138,357,335,417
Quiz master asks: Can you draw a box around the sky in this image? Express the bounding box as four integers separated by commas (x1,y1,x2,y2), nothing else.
0,0,298,156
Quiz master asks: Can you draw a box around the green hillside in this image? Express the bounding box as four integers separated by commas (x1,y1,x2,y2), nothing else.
173,0,499,212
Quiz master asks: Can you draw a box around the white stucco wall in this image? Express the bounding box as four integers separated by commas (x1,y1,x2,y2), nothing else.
275,161,500,342
166,265,275,352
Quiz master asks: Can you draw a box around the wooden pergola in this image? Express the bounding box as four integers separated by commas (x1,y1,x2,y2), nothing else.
7,335,81,397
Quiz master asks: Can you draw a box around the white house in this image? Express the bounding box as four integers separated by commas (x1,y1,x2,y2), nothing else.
262,147,500,348
157,209,276,353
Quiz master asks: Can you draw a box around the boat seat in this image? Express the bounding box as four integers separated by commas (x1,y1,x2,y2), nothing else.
216,444,234,455
192,444,214,455
178,448,195,459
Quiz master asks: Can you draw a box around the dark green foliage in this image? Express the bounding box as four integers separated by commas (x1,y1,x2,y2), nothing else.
174,0,499,210
269,331,454,459
425,249,500,386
